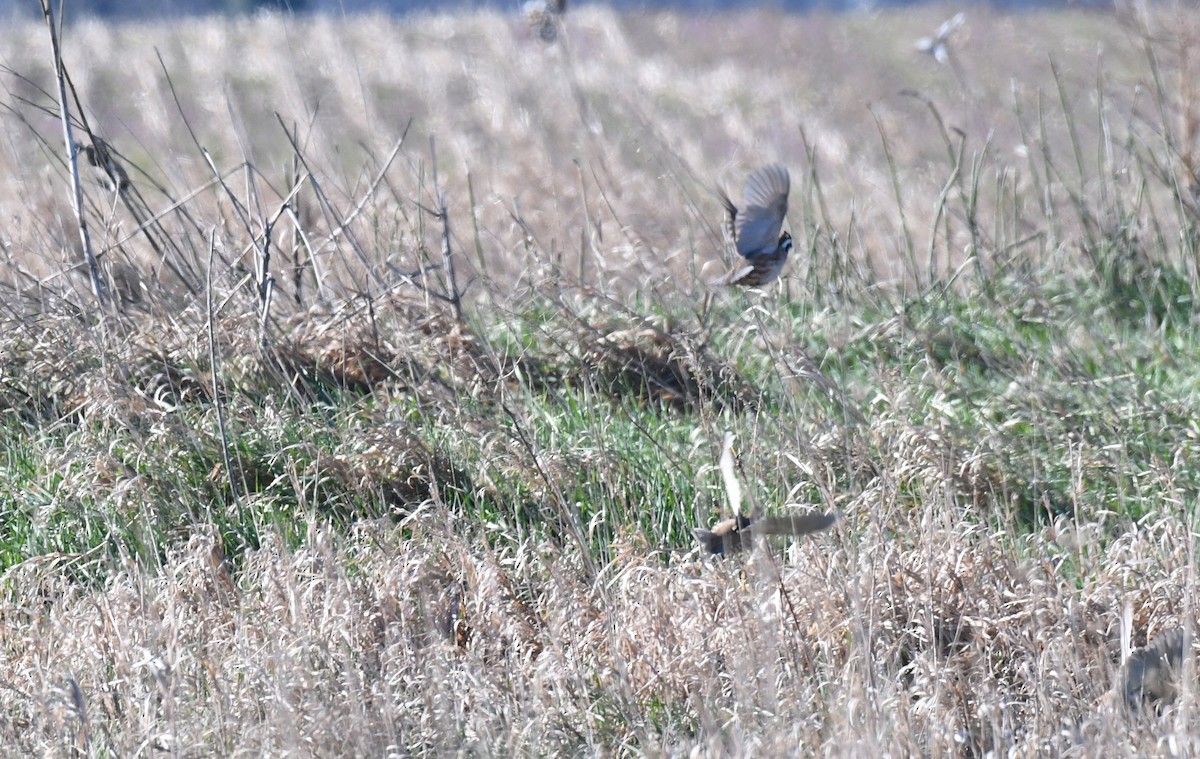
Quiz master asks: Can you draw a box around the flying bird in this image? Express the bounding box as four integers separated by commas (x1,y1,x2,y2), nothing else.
711,164,792,288
693,513,837,556
916,12,965,64
1121,627,1188,711
694,431,835,555
524,0,566,43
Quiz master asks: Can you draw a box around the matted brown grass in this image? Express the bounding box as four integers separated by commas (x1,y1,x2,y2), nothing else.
0,495,1194,755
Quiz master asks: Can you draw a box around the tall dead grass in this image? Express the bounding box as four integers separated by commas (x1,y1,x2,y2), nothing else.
0,487,1194,755
0,4,1168,309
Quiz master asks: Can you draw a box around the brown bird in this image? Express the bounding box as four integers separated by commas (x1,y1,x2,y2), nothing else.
712,164,792,287
693,512,836,556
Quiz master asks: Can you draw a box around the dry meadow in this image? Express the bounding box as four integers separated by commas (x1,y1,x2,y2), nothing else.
1,2,1200,756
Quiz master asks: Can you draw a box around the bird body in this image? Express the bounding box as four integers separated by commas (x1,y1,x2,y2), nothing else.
1122,627,1188,710
712,164,792,287
693,512,836,555
78,141,129,192
524,0,566,42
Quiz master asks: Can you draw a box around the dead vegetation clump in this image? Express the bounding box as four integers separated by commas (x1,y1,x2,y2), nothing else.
315,424,474,513
864,410,1010,518
0,481,1194,755
572,322,756,411
0,316,98,421
497,293,760,411
274,295,495,402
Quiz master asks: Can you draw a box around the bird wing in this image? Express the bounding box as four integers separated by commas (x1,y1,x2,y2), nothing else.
710,261,763,287
754,513,837,536
718,190,739,251
936,12,965,41
734,164,790,257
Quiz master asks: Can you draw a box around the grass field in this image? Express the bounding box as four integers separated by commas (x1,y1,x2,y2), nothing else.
2,2,1200,755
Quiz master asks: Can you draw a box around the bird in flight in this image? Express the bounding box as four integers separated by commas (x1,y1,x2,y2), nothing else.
693,431,837,555
693,512,836,555
1121,627,1189,711
915,13,970,91
916,12,965,64
524,0,566,43
711,164,792,287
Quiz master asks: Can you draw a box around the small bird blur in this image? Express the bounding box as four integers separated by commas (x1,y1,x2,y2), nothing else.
693,512,836,555
77,140,129,192
915,13,969,91
524,0,566,43
712,164,792,287
915,12,964,64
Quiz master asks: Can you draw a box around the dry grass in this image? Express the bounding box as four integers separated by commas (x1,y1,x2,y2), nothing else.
1,497,1194,755
0,4,1168,305
0,3,1199,756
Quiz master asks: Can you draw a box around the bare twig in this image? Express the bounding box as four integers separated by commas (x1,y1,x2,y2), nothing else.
40,0,105,310
332,122,411,241
274,114,383,296
429,136,464,323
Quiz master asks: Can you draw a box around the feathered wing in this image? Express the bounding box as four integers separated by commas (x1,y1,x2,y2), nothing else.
733,164,790,257
718,190,739,252
1122,628,1186,709
936,12,965,41
711,262,758,287
754,513,837,536
694,512,835,554
710,190,748,286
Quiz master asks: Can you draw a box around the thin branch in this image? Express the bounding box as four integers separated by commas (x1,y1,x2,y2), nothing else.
40,0,105,310
331,121,412,241
429,136,463,323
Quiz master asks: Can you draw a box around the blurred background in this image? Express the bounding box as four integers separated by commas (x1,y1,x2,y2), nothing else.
1,0,1116,18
